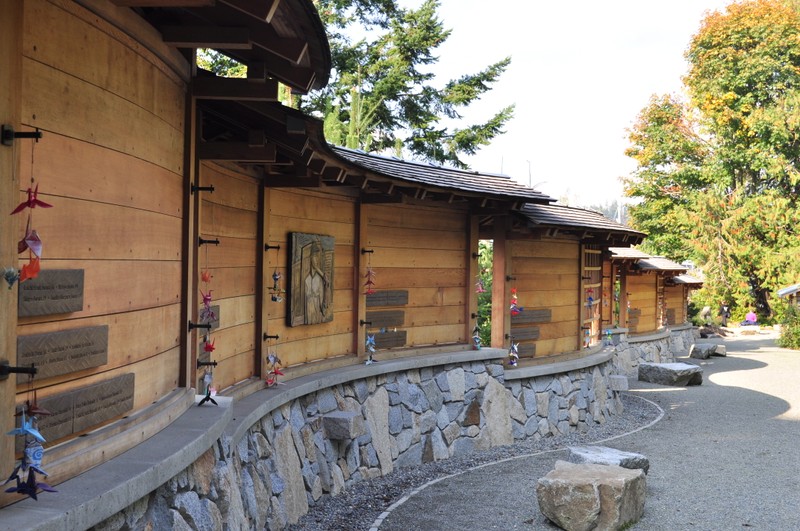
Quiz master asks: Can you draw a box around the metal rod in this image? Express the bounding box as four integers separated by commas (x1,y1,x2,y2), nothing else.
191,183,215,194
360,320,372,326
361,248,374,254
1,125,42,147
198,237,220,247
188,320,212,332
197,360,218,368
264,244,281,251
0,362,37,377
263,333,280,341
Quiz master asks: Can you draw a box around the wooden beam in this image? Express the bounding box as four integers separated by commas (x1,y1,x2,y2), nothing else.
197,141,277,161
222,0,281,23
160,26,252,50
263,174,321,187
112,0,214,6
307,158,326,174
321,166,343,182
193,76,278,101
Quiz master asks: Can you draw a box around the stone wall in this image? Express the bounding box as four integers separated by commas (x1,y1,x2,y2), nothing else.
609,325,699,376
92,356,622,530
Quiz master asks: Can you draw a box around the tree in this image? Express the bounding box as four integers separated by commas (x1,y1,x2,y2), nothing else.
624,0,800,321
307,0,514,167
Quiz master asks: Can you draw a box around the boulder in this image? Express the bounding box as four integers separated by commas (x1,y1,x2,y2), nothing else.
608,375,629,392
638,362,702,386
536,461,646,531
568,445,650,474
689,343,726,360
322,411,366,440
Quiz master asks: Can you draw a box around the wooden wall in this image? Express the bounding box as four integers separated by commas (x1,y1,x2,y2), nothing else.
264,188,358,366
14,0,187,430
665,284,686,325
196,163,258,390
626,273,658,334
509,238,580,357
363,202,469,349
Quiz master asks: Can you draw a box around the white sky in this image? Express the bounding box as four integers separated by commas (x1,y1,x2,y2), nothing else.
423,0,734,207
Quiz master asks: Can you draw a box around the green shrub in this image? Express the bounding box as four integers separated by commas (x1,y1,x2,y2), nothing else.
778,304,800,349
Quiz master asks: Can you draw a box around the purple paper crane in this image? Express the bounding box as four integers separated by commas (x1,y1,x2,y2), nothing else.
4,469,56,500
3,441,56,500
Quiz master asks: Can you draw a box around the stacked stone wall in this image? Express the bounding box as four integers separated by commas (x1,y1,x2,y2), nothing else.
610,326,699,377
93,357,622,530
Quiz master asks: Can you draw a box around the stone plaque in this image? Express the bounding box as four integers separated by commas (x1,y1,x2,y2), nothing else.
16,325,108,382
73,374,135,432
18,269,84,317
23,373,135,445
365,310,404,329
509,326,540,341
366,290,409,307
511,309,552,325
373,330,407,349
198,305,220,331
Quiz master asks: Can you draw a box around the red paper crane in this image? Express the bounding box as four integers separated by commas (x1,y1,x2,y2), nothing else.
201,270,213,283
10,185,53,215
203,338,215,353
19,257,40,283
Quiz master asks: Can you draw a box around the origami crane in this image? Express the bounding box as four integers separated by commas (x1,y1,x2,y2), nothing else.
19,257,40,283
365,334,378,365
200,305,217,323
200,289,213,308
10,184,53,215
507,342,519,367
201,270,213,283
17,400,51,418
3,267,19,289
203,338,215,353
472,325,482,350
475,278,487,293
7,411,46,444
198,386,218,406
4,469,56,500
18,218,43,257
363,267,376,295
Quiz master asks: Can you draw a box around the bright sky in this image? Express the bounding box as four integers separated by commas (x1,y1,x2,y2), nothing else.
425,0,734,207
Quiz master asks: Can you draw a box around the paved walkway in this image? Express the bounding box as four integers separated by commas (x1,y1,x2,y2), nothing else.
377,331,800,530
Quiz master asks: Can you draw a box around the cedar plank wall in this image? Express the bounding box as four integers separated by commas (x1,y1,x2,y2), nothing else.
510,239,580,357
197,163,258,389
265,188,358,366
626,273,658,333
363,203,468,348
664,284,685,325
15,0,186,426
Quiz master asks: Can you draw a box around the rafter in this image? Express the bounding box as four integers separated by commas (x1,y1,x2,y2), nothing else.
193,76,278,101
197,141,277,162
160,25,252,49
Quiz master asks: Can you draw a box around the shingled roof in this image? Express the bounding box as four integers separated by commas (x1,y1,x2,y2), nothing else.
331,146,554,205
636,256,686,272
520,203,645,245
609,247,651,260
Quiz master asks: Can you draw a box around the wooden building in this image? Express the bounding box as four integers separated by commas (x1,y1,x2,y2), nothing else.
497,204,644,361
610,249,691,334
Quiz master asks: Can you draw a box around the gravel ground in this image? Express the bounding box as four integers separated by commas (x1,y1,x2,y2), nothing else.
290,392,661,531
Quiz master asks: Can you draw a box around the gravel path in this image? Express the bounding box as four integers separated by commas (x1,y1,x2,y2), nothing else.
290,392,662,531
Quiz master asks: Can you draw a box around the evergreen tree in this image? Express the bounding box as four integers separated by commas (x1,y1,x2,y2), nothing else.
308,0,513,167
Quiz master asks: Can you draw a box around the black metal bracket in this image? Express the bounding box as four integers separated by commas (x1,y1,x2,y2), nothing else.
1,125,42,147
471,313,478,319
263,333,279,341
0,361,37,381
198,237,220,247
188,320,212,332
191,183,215,194
360,320,372,326
506,275,516,281
361,248,374,254
197,360,218,368
505,334,516,340
264,244,281,251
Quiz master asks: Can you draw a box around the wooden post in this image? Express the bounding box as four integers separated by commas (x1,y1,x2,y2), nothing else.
0,0,22,499
255,183,265,377
181,71,199,390
355,202,368,357
619,265,629,329
491,216,509,348
466,214,479,345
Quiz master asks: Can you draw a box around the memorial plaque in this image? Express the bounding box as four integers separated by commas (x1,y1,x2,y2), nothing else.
373,330,407,349
511,309,552,325
16,325,108,381
509,326,540,341
16,373,135,445
73,374,135,432
518,343,536,358
366,290,409,307
18,269,84,317
198,305,220,331
365,310,404,329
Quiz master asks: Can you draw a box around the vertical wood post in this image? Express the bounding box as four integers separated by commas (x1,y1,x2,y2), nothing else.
181,69,199,390
255,183,266,377
466,215,479,345
0,0,23,500
491,216,509,348
355,202,367,357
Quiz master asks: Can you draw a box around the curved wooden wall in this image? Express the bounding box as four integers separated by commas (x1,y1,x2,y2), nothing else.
15,0,187,436
627,273,658,334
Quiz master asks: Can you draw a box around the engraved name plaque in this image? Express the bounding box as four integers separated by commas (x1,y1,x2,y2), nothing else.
16,325,109,381
18,269,84,317
22,373,135,445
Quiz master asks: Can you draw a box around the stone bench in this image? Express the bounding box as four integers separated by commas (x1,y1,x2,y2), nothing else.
537,460,646,531
568,445,650,474
638,362,703,386
689,343,727,360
